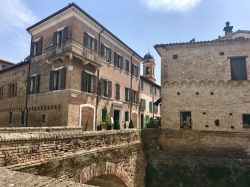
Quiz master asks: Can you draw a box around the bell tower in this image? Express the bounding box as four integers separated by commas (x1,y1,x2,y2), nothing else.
143,52,156,83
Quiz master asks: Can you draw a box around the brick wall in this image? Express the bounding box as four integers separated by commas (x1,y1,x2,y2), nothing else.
158,39,250,131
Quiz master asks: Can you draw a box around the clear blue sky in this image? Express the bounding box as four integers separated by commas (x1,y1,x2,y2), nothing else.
1,0,250,85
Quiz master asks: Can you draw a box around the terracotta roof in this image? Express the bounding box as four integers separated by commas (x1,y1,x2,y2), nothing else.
140,75,161,88
154,37,250,48
0,61,28,74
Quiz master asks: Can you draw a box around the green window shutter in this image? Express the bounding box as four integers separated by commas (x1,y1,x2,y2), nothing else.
83,32,88,47
63,26,69,41
149,102,152,113
59,68,66,90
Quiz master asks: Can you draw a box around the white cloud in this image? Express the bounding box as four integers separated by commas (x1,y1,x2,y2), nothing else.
0,0,37,62
141,0,202,12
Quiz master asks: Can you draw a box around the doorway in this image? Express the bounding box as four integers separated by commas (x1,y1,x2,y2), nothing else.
114,110,120,124
180,111,192,128
141,114,144,129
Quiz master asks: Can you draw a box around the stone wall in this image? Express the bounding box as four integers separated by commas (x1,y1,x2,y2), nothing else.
157,39,250,130
143,128,250,187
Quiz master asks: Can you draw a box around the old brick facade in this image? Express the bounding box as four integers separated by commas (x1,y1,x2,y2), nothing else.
156,22,250,131
0,3,143,129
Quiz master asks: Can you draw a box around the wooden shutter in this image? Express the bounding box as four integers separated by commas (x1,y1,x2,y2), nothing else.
49,71,54,91
92,75,97,94
108,81,112,98
59,68,66,90
81,71,86,92
0,86,3,99
109,48,112,63
94,38,97,51
14,83,17,97
30,42,34,56
131,63,134,75
101,43,104,56
39,37,43,55
114,52,118,66
35,75,40,94
99,78,104,96
116,84,120,100
27,77,31,94
84,32,88,47
120,56,123,69
63,26,69,42
53,32,57,46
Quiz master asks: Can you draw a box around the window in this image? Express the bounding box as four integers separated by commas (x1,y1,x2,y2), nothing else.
49,68,66,91
230,57,247,80
125,111,129,122
31,38,43,56
134,65,139,77
125,60,130,72
140,99,146,110
84,32,97,51
243,114,250,128
153,104,158,113
8,112,12,125
0,85,3,99
115,84,120,100
101,44,111,62
114,52,123,69
149,101,153,113
82,72,96,94
53,27,69,46
154,87,157,96
20,111,25,125
29,75,40,94
132,90,138,103
140,80,144,90
150,85,153,94
125,87,130,101
8,83,17,97
146,66,150,75
100,79,112,97
102,107,107,122
145,115,150,124
2,65,6,70
173,55,178,59
42,114,47,124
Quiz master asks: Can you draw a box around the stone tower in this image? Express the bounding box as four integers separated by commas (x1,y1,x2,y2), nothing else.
143,52,156,82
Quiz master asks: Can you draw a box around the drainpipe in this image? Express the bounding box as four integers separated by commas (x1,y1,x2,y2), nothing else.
25,36,32,127
95,28,105,130
130,53,135,123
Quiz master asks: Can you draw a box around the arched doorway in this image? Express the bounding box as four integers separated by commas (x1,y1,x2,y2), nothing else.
86,175,126,187
80,104,95,131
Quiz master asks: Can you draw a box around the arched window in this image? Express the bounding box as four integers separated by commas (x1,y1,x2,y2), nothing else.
146,66,150,75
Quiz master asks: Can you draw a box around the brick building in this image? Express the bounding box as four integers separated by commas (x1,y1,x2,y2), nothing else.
0,3,143,129
139,53,161,128
0,59,14,71
155,22,250,131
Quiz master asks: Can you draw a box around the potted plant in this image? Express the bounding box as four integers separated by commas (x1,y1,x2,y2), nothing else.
105,114,112,130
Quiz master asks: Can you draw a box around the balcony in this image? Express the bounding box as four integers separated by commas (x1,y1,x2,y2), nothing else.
44,39,102,66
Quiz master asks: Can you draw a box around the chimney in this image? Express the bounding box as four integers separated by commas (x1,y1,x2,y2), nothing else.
223,22,233,40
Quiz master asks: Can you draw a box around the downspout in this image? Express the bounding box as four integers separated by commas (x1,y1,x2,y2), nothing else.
95,28,105,130
25,35,32,127
130,53,135,122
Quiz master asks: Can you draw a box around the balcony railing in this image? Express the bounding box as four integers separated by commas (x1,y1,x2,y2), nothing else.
44,39,102,65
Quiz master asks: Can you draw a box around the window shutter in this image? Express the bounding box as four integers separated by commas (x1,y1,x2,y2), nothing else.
36,75,40,94
84,32,88,47
59,68,66,90
30,42,34,56
143,99,146,110
14,83,17,96
92,75,97,94
108,81,112,98
131,63,134,75
101,43,104,56
118,84,120,100
49,71,54,91
114,52,117,66
109,48,112,63
94,38,97,51
38,37,43,55
81,71,86,92
53,32,57,46
63,26,69,41
120,56,123,69
8,84,10,97
99,78,104,96
27,77,31,94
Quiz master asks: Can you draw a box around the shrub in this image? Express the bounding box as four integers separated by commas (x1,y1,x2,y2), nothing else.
113,120,120,130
